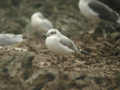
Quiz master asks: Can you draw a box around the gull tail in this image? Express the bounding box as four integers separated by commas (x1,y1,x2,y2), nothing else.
79,49,89,55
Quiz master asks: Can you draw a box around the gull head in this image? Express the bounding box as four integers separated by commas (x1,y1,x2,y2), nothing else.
46,29,61,37
31,12,44,20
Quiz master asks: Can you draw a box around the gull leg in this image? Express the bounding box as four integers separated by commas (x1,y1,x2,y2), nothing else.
102,29,107,39
88,19,100,34
88,22,97,34
56,55,66,70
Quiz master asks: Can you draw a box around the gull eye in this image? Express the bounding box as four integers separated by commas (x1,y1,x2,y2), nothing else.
51,31,56,35
47,30,57,37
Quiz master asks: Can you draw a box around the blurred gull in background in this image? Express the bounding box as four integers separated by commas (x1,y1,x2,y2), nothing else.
79,0,120,34
31,12,53,34
0,33,23,46
24,12,53,40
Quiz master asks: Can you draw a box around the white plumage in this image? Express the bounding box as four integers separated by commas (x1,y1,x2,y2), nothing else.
79,0,98,20
0,34,23,46
31,12,53,35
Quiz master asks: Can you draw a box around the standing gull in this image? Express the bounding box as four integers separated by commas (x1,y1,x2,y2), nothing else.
24,12,53,40
79,0,120,33
31,12,53,37
45,28,88,56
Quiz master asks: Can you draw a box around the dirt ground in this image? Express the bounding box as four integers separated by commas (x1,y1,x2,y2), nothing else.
0,0,120,90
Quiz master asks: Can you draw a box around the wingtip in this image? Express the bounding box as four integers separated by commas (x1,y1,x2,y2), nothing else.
79,49,89,55
81,50,89,55
117,17,120,24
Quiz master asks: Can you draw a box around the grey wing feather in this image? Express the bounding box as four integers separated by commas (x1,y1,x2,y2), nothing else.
60,36,78,52
41,19,53,30
88,0,119,22
59,35,89,55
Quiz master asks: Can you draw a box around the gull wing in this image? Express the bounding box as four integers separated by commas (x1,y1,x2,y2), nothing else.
41,19,53,31
59,36,78,52
88,0,119,22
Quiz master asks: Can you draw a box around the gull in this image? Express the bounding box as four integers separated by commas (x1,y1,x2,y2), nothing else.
31,12,53,37
0,33,23,46
23,12,53,49
79,0,120,34
45,29,88,56
24,12,53,40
